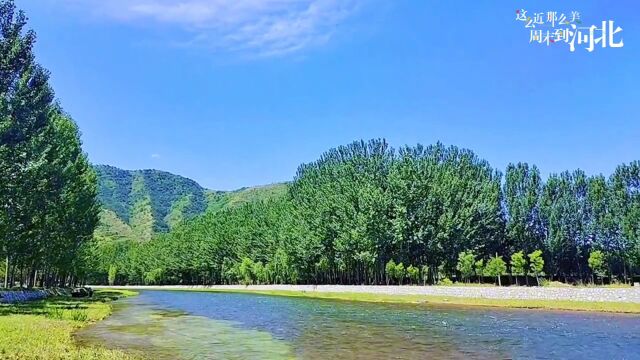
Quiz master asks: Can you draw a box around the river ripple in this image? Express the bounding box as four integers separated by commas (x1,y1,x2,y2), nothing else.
75,290,640,359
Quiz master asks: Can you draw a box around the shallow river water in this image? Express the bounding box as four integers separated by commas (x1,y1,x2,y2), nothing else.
76,290,640,359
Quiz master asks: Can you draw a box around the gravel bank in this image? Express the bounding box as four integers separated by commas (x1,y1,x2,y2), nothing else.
93,284,640,303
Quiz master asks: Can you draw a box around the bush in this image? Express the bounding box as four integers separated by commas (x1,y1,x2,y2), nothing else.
439,277,453,286
588,250,607,284
395,263,406,285
107,265,117,286
385,260,396,285
407,265,419,285
456,251,476,283
485,255,507,286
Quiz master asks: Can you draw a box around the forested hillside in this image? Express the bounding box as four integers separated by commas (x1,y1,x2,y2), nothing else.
94,165,288,241
206,183,289,213
94,165,209,240
88,139,640,287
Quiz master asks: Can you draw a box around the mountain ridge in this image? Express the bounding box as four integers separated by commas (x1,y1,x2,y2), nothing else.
93,164,288,241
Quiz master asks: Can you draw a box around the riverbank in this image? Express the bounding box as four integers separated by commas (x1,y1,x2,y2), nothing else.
93,285,640,314
0,288,139,359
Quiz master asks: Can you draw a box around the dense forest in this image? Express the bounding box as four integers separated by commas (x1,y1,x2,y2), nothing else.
89,139,640,287
0,1,99,288
2,0,639,289
95,165,210,240
94,165,288,241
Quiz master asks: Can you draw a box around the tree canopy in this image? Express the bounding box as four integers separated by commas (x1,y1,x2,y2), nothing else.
0,0,98,288
85,139,640,287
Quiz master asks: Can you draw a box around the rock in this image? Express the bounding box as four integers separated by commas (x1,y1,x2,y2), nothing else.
71,287,90,298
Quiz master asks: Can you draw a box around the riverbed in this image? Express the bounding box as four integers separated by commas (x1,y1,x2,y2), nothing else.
76,290,640,359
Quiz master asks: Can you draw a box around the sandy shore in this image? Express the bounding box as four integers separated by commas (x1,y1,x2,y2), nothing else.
92,284,640,303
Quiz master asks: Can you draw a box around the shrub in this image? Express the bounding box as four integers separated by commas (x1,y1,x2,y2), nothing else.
407,265,420,285
588,250,607,284
421,265,430,285
528,250,545,285
107,265,117,286
485,255,507,286
439,277,453,286
456,251,476,283
510,251,527,285
395,263,406,285
238,257,255,285
385,260,396,285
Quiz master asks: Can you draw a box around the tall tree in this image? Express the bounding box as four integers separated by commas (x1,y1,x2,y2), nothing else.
504,163,544,254
0,1,98,287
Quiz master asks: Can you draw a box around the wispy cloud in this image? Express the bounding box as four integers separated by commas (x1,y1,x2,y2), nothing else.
64,0,362,57
151,153,161,159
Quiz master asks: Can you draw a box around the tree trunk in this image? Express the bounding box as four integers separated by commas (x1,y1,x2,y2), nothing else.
497,276,502,287
3,256,8,289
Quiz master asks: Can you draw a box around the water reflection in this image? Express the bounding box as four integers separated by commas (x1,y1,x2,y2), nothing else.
76,291,640,360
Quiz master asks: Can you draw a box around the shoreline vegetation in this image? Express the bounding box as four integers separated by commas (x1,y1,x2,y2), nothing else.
0,289,138,359
94,285,640,314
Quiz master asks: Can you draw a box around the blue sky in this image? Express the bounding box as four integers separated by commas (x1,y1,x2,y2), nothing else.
16,0,640,190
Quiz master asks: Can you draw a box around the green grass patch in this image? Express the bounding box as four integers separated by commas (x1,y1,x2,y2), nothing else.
0,289,140,359
172,288,640,314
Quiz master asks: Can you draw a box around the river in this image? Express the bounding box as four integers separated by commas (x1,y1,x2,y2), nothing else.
76,290,640,359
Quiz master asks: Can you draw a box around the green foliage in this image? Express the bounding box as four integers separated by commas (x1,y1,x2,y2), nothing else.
108,265,118,286
510,251,527,276
84,141,640,287
474,259,485,282
206,183,289,213
504,164,544,255
420,265,430,285
485,255,507,285
439,277,453,286
94,165,209,235
406,265,419,285
395,263,406,285
144,268,164,285
528,250,545,280
588,250,607,282
238,257,256,285
0,0,99,288
385,260,396,285
456,251,476,282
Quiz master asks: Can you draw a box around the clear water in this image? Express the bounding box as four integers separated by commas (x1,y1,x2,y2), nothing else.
76,290,640,359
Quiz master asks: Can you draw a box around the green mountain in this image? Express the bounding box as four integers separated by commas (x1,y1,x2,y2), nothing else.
94,165,288,241
206,183,289,213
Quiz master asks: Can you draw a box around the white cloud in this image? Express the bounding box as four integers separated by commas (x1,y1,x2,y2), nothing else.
151,153,161,159
67,0,362,57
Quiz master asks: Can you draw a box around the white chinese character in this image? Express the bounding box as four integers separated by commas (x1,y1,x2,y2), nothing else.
571,11,581,23
516,9,528,21
530,30,543,43
608,21,624,48
547,11,558,27
533,12,545,25
542,30,552,45
586,22,606,52
553,28,568,43
567,24,579,52
558,13,569,25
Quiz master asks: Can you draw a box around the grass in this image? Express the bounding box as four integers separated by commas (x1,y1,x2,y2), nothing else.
0,289,139,359
156,287,640,314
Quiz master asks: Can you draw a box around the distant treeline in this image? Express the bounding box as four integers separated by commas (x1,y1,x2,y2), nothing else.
0,1,99,288
89,139,640,286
